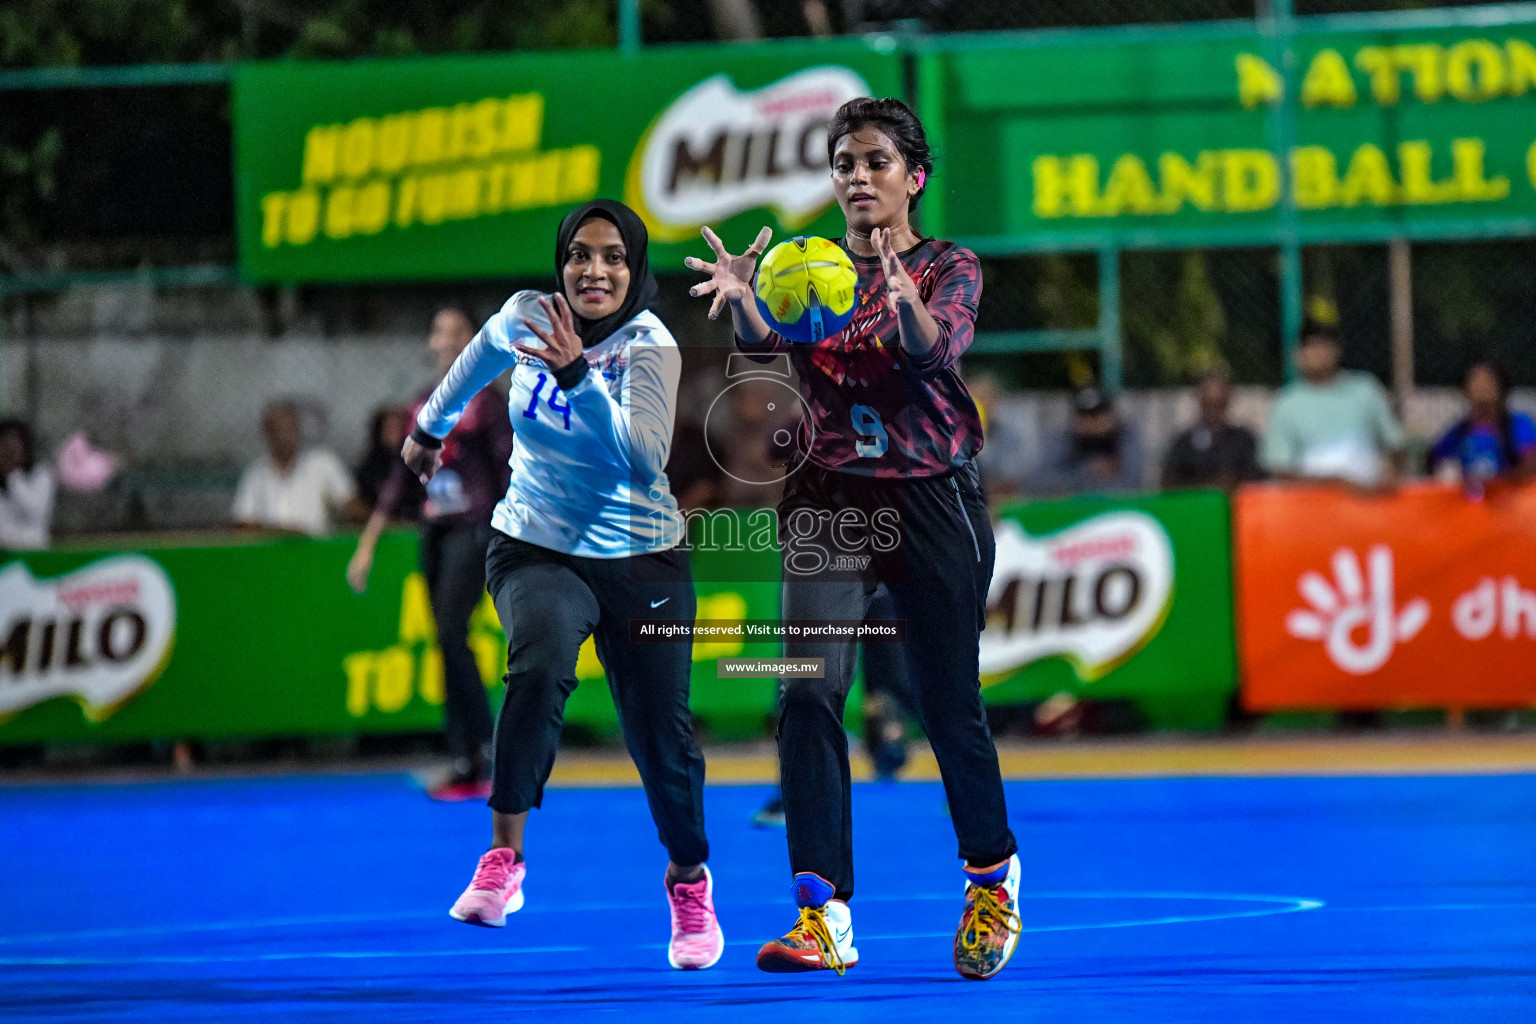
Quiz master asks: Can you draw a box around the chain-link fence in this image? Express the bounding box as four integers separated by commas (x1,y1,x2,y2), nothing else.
642,0,1510,42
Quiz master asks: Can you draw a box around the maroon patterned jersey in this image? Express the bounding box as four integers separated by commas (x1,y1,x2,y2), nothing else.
737,237,985,478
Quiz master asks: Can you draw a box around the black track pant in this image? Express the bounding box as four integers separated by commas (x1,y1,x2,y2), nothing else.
484,531,709,867
777,458,1016,902
421,522,495,763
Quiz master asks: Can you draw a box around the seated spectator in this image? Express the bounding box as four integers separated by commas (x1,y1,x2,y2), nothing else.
1162,369,1262,490
1032,386,1143,496
1427,360,1536,489
1262,323,1405,489
233,401,363,536
667,417,723,511
355,404,422,517
968,371,1030,498
0,418,54,551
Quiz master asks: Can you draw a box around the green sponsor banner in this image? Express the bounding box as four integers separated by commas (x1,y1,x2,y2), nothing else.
233,42,902,283
931,16,1536,246
0,532,780,745
979,491,1236,730
0,496,1234,745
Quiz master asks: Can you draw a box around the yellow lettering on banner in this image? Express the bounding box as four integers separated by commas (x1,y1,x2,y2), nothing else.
341,117,376,178
1452,138,1509,201
418,648,445,706
394,175,419,228
259,192,287,247
1290,146,1338,209
1221,150,1280,213
1355,47,1402,105
343,652,374,716
374,647,414,713
412,108,447,166
532,151,562,207
456,98,500,160
354,180,391,234
1032,154,1100,218
1446,40,1506,101
693,592,748,659
398,573,436,644
499,93,544,153
419,173,449,224
448,168,481,219
1398,141,1458,204
286,188,320,245
1158,152,1218,212
324,185,355,239
376,113,412,173
301,124,341,184
1301,49,1358,108
1099,154,1159,216
576,636,602,679
471,633,502,686
1339,143,1397,206
1396,44,1445,103
507,156,539,210
483,164,506,215
1235,53,1284,108
1507,40,1536,95
562,145,601,201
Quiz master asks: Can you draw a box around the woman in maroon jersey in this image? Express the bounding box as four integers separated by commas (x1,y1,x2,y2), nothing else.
687,96,1021,981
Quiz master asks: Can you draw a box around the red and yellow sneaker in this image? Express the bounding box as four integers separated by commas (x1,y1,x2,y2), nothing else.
954,853,1022,980
756,873,858,974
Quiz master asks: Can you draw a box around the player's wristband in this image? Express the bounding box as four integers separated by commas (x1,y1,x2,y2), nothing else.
409,425,443,450
553,355,590,391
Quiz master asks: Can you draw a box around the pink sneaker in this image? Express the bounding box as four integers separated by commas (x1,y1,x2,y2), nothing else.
449,848,525,927
666,865,724,970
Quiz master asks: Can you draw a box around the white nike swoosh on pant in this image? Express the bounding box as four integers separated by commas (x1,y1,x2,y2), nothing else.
650,598,669,608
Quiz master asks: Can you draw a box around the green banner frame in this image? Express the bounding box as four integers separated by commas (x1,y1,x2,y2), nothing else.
0,495,1235,746
232,41,903,283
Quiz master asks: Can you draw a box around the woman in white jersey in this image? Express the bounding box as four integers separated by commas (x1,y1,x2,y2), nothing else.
401,199,723,970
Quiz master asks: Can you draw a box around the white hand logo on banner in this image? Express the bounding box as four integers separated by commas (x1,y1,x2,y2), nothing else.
1284,546,1430,675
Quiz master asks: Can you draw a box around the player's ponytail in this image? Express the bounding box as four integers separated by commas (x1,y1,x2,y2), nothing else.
826,97,934,212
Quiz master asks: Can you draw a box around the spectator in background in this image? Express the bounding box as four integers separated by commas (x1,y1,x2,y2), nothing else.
1032,386,1143,496
667,416,723,510
1262,323,1405,489
968,371,1031,498
1427,359,1536,491
355,404,421,515
347,306,512,801
0,418,54,551
233,400,363,536
718,375,800,508
1162,369,1262,490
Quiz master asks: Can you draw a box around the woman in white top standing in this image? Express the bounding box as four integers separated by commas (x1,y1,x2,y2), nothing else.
0,419,54,551
400,199,722,970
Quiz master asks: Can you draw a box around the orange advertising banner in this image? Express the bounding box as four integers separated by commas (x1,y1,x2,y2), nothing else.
1235,482,1536,710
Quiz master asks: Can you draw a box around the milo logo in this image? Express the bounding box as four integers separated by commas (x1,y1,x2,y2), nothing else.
981,513,1174,681
625,66,869,242
0,556,177,721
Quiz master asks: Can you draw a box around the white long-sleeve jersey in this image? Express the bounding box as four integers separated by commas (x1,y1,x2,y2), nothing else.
416,290,685,558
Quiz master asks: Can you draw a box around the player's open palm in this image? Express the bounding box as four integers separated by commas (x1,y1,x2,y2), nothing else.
686,225,772,319
873,227,920,312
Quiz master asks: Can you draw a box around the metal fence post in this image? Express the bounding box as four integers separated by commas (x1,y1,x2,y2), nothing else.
1099,247,1122,393
618,0,642,55
1263,0,1304,383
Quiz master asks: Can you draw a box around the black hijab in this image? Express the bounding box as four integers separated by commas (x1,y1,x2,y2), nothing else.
554,199,660,347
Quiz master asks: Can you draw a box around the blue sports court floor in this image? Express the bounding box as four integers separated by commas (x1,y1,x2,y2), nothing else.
2,769,1532,1021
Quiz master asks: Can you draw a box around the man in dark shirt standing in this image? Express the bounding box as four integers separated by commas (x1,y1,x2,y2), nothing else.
348,307,513,800
1162,369,1262,490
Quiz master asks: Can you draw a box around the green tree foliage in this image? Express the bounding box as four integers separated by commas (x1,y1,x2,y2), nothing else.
0,0,617,260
